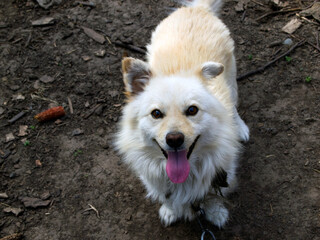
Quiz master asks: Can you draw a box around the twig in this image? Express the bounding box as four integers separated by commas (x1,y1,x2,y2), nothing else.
292,34,320,53
269,203,273,216
25,32,32,47
306,41,320,53
296,13,320,26
67,97,74,114
76,1,95,7
114,41,146,54
8,111,27,124
30,94,58,104
256,8,302,21
251,0,265,7
237,40,306,81
0,233,23,240
0,202,11,207
83,104,101,119
82,204,100,218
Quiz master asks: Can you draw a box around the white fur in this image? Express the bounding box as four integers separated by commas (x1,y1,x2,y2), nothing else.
115,0,249,228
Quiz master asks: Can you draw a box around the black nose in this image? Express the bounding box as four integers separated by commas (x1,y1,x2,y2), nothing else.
166,132,185,149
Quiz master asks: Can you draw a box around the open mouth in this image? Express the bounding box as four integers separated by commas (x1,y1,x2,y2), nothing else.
154,136,200,184
154,135,200,160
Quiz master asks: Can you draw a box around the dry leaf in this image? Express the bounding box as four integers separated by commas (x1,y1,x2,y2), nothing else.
5,133,15,142
32,17,55,26
35,159,42,167
300,2,320,22
3,207,23,216
12,93,25,100
18,125,28,137
282,18,302,34
20,196,51,208
82,56,92,62
235,0,249,12
82,26,105,44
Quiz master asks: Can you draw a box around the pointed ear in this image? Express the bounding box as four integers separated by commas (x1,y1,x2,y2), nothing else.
200,61,224,80
122,57,151,96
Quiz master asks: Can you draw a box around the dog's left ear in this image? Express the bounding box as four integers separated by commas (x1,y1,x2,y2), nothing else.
122,57,151,96
200,61,224,80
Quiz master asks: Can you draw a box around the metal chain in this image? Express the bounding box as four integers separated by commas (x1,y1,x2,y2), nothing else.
192,205,216,240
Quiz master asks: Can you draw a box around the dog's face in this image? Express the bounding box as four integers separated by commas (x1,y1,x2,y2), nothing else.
122,57,228,183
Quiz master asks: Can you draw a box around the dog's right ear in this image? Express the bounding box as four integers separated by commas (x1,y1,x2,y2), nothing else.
122,57,151,97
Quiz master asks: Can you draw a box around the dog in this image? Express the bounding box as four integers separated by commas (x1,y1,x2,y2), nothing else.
115,0,249,228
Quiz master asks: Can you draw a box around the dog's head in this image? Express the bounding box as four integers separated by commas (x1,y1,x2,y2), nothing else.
120,57,231,183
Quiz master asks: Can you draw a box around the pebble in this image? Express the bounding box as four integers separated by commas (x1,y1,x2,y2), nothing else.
97,128,104,136
94,105,104,116
40,75,55,83
0,192,9,199
94,49,106,57
100,140,109,149
72,128,84,136
40,191,51,200
9,85,20,91
82,56,92,62
0,149,11,159
135,211,144,219
9,172,18,178
14,164,20,169
283,38,293,45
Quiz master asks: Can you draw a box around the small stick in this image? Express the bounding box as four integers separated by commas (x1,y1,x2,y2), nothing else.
0,233,23,240
292,34,320,53
251,0,265,6
256,8,302,21
11,38,23,44
296,13,320,26
114,41,146,54
82,204,100,218
83,104,101,119
237,40,306,81
8,111,26,124
67,97,74,114
76,1,95,7
306,41,320,53
25,32,32,47
269,203,273,215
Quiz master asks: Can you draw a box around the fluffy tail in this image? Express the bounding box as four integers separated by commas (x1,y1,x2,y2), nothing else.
180,0,223,15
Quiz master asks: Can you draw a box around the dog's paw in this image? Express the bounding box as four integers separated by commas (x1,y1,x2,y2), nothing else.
237,116,250,142
203,200,229,228
159,204,178,226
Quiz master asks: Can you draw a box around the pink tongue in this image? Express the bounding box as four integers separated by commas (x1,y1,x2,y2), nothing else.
166,150,190,183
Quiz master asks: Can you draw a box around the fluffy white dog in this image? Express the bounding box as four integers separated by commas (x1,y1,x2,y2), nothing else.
115,0,249,228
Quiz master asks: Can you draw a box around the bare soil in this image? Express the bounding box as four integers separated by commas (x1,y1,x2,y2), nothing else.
0,0,319,239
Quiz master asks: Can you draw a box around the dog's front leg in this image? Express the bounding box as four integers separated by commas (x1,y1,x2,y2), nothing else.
201,196,229,228
159,202,194,226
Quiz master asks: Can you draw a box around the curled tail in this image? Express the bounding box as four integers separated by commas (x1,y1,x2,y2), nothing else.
180,0,223,15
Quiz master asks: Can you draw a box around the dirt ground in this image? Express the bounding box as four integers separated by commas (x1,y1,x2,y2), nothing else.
0,0,319,239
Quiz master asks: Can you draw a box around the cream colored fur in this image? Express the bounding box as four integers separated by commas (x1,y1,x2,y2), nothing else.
115,0,249,228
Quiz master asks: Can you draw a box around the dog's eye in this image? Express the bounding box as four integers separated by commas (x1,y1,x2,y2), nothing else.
151,109,163,119
186,106,198,116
